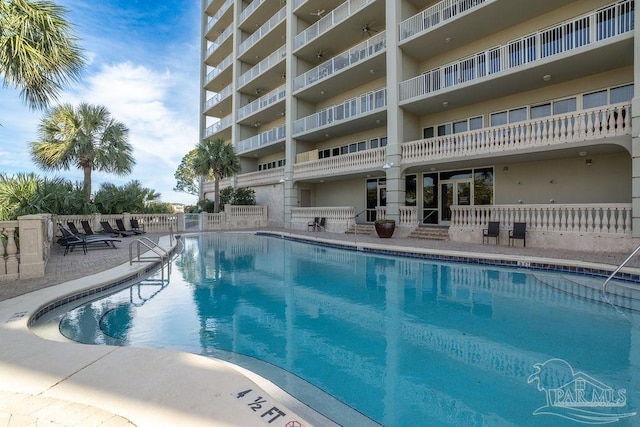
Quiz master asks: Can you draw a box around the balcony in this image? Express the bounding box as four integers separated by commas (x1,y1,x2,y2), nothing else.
294,31,386,102
294,147,386,181
399,0,578,61
236,124,286,155
293,87,387,141
402,103,631,166
204,53,233,91
205,115,232,140
293,0,384,62
238,45,287,91
205,0,233,40
399,0,634,115
236,167,284,188
237,85,286,124
204,84,233,116
205,24,234,66
238,7,286,59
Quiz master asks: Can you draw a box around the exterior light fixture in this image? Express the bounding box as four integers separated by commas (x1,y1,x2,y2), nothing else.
543,74,551,81
578,151,588,156
585,158,592,166
442,101,449,107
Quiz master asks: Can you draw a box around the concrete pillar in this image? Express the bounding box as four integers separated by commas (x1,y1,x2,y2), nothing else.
17,214,49,279
283,0,297,229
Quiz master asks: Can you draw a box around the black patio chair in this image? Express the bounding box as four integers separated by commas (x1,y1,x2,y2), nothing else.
130,218,146,234
116,218,144,235
58,224,121,256
482,221,500,244
307,217,320,231
317,217,326,231
67,222,84,235
100,221,136,237
509,222,527,247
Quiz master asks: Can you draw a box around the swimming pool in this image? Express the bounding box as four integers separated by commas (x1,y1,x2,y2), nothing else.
58,233,640,426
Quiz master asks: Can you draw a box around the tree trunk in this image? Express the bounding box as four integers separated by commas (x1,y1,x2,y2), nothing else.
83,166,92,202
214,174,220,213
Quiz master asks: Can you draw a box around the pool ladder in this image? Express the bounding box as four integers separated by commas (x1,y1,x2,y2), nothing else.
129,230,181,282
601,243,640,295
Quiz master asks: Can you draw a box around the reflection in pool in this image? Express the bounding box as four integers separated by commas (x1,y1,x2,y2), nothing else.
59,234,640,426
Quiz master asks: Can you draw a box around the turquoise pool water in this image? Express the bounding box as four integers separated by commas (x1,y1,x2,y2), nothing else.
59,234,640,426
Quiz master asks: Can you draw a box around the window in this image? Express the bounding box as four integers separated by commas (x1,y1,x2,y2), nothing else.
469,116,483,130
453,120,467,134
490,111,508,127
405,175,417,206
531,103,551,119
474,168,494,205
611,84,633,103
357,141,367,151
370,138,379,148
553,97,576,114
583,90,607,109
423,127,434,139
380,137,388,147
438,123,452,136
508,107,527,123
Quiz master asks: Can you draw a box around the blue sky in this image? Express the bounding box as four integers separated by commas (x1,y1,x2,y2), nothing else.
0,0,201,205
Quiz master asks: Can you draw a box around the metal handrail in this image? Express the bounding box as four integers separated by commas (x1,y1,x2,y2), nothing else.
129,237,169,265
602,243,640,295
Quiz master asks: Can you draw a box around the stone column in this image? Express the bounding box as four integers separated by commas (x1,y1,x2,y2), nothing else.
17,214,49,279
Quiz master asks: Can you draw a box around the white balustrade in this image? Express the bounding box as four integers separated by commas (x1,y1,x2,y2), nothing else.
236,167,284,187
0,221,19,280
294,147,385,178
291,206,356,231
236,124,286,154
205,25,233,58
239,0,266,24
399,0,634,101
402,103,631,164
204,84,233,111
206,0,233,34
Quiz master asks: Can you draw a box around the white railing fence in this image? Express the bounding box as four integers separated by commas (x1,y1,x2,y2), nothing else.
291,207,355,232
294,147,385,179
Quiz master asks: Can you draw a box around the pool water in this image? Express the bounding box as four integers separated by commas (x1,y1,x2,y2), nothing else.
59,234,640,426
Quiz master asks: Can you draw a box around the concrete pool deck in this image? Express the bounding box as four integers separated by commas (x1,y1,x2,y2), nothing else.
1,229,639,426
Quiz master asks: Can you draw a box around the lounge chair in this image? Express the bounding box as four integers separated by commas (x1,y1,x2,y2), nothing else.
100,221,136,237
308,217,320,231
81,220,95,235
58,224,121,255
317,217,326,231
116,218,144,235
509,222,527,247
130,218,146,234
482,221,500,244
67,222,84,235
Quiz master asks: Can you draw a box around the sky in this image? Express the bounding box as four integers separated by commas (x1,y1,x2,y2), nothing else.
0,0,202,205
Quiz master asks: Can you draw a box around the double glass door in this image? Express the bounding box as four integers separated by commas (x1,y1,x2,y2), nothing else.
440,179,472,224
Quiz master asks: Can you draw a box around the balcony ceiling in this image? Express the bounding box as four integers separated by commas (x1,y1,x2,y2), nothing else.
239,2,284,32
205,0,225,16
237,59,287,96
294,0,385,64
204,66,232,92
205,35,233,67
400,0,577,61
206,124,232,142
294,109,386,143
295,53,387,103
205,5,233,40
294,0,345,25
238,20,286,64
401,37,633,116
203,95,232,118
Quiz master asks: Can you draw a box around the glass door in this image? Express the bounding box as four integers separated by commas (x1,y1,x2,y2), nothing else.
440,179,472,224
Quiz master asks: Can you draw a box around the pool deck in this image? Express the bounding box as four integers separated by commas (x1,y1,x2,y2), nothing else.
1,229,639,426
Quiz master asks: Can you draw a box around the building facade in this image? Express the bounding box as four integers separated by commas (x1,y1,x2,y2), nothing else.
200,0,638,249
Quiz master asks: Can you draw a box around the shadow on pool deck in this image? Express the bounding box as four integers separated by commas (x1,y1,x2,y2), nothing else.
1,228,639,426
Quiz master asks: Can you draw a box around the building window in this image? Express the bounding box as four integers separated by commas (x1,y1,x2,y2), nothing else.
405,175,417,206
423,127,434,139
474,168,494,205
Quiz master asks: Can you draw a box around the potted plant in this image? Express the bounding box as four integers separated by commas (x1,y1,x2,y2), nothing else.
374,219,395,238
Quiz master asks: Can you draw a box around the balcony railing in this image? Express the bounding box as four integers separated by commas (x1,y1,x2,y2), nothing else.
236,167,284,187
399,0,634,102
294,87,387,135
294,147,385,178
206,25,233,58
238,45,287,88
204,84,233,111
451,204,632,235
294,31,386,92
205,53,233,85
293,0,376,50
399,0,488,41
205,114,232,138
239,7,286,56
237,85,286,120
239,0,266,25
236,124,286,154
206,0,233,34
402,103,631,164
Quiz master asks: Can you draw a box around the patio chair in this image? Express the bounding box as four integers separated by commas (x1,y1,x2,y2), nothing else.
81,220,95,235
509,222,527,247
482,221,500,245
67,222,84,235
130,218,146,234
58,224,121,255
317,217,326,232
308,217,320,231
116,218,144,235
100,221,136,237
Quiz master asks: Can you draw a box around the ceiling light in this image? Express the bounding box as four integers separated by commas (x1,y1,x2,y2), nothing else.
543,74,551,81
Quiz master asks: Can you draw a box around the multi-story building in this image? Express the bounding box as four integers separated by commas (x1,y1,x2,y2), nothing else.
200,0,637,250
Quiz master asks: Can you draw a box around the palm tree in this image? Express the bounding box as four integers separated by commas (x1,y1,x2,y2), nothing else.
193,138,240,213
30,103,135,202
0,0,85,109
